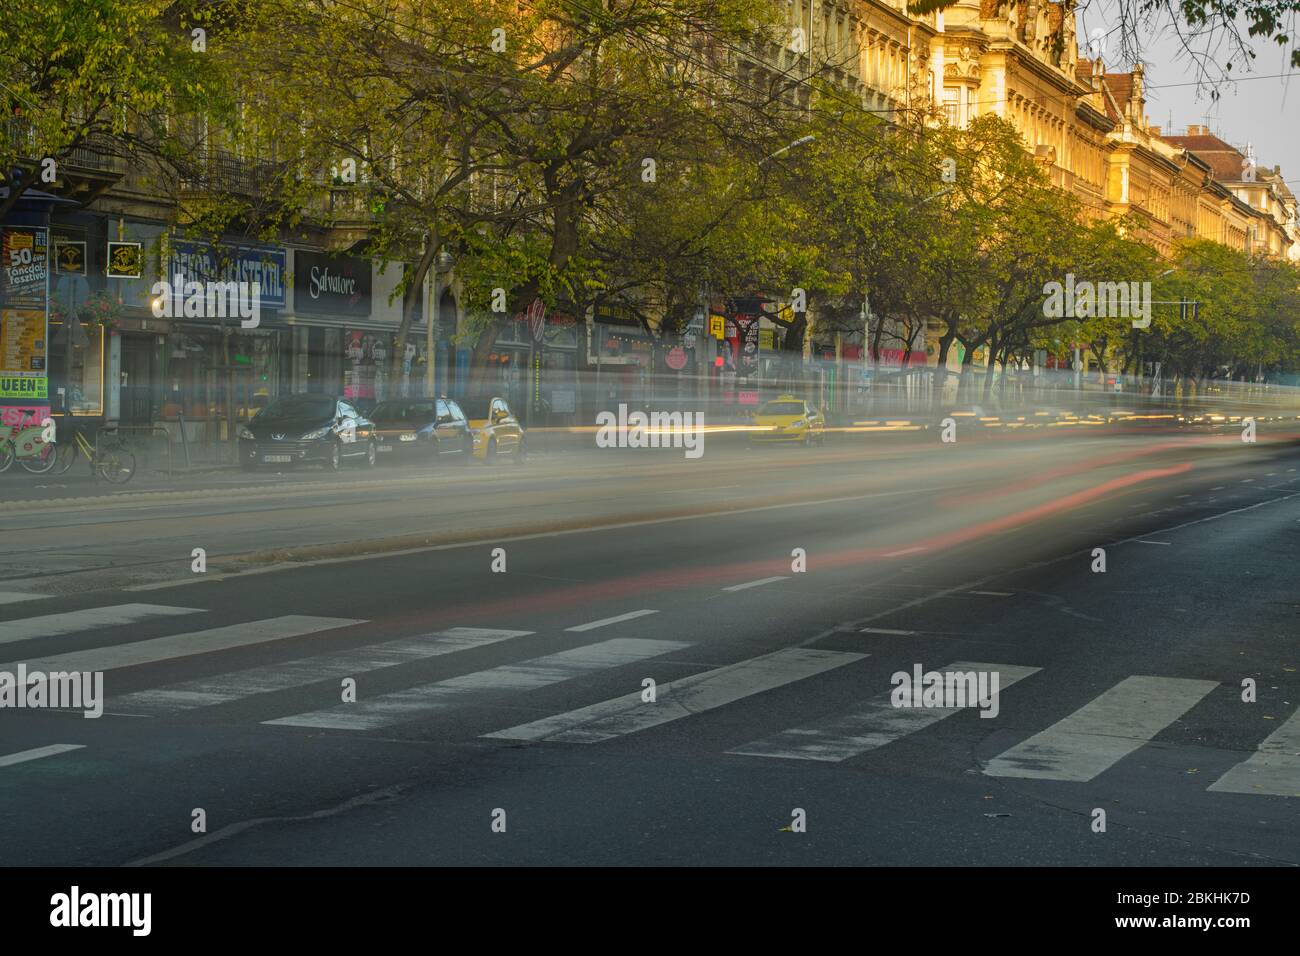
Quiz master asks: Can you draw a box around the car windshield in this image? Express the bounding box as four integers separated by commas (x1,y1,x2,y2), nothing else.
759,402,804,416
371,401,437,422
255,396,336,422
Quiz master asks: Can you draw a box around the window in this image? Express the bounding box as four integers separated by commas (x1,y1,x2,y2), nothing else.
943,88,960,126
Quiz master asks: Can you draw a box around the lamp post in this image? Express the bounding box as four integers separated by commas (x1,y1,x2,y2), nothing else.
424,247,455,397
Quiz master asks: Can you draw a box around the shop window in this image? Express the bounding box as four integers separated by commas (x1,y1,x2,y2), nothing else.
48,319,105,416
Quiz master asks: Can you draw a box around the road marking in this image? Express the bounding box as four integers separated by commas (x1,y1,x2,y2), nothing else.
565,609,659,632
1135,540,1171,546
1211,485,1225,490
730,662,1040,762
1241,478,1255,483
1,616,363,674
484,648,866,744
0,744,85,768
722,576,789,592
0,604,203,646
1175,494,1191,499
969,590,1013,597
883,546,927,558
264,637,690,731
110,627,533,715
1208,708,1300,797
0,592,50,606
983,675,1218,781
859,627,915,635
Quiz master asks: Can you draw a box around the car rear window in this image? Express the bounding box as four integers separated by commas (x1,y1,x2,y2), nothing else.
256,395,336,421
372,401,437,422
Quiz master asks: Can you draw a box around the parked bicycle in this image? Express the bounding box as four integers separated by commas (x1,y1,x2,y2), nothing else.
49,425,136,483
0,409,58,474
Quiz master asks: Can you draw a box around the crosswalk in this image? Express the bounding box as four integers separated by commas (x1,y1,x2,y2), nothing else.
0,600,1295,798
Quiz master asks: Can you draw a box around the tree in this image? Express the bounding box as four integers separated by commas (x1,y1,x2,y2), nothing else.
0,0,229,221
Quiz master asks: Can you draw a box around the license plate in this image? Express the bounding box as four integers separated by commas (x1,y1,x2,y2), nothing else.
377,444,393,452
262,454,292,463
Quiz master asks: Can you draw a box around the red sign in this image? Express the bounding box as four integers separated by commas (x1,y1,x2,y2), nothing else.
665,346,688,370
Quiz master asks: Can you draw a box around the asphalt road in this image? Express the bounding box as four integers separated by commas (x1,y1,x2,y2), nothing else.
0,426,1296,866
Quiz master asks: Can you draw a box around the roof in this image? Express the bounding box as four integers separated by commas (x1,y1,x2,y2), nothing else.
1161,132,1250,181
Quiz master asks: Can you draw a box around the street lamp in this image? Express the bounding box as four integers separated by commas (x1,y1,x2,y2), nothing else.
424,247,455,398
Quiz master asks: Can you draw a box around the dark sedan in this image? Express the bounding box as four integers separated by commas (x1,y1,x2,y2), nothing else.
370,398,473,465
238,394,377,471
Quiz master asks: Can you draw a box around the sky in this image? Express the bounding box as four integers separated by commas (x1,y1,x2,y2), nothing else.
1076,4,1299,186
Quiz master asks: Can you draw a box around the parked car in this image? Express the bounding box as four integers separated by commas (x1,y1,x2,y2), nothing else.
369,398,473,465
748,395,825,445
238,394,377,470
462,395,526,463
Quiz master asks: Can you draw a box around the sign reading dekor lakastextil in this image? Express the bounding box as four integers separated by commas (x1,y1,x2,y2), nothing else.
293,249,371,317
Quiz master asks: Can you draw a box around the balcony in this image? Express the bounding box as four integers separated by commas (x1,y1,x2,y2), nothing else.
179,147,282,198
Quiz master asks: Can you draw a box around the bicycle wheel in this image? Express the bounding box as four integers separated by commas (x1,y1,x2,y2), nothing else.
19,441,58,474
96,445,136,483
0,439,13,474
51,440,78,475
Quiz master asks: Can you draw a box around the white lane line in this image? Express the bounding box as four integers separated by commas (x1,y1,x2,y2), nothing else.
484,648,866,744
859,627,915,635
265,637,689,731
729,662,1041,762
1241,478,1255,483
1208,707,1300,797
0,604,203,646
0,744,85,768
1211,485,1225,490
565,609,658,632
969,590,1013,597
1135,540,1171,546
1175,494,1191,499
722,576,789,592
0,592,50,606
883,546,927,558
983,675,1218,781
110,627,533,715
2,616,363,674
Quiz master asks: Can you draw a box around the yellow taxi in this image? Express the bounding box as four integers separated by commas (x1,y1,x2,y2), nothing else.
464,395,527,463
749,395,825,445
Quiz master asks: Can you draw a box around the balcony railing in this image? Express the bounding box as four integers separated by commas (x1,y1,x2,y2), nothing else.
179,147,281,196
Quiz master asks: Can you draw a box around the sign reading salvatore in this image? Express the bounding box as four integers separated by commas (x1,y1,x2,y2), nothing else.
293,250,371,316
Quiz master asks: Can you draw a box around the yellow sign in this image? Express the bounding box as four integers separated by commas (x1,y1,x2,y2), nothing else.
0,375,47,399
1,309,45,373
759,329,775,350
709,314,725,339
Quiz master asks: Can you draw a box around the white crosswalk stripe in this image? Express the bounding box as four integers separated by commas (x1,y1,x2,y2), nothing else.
484,648,866,744
264,637,690,731
109,627,533,715
1208,707,1300,797
983,675,1218,781
0,604,203,646
729,662,1041,762
0,744,85,768
1,616,363,674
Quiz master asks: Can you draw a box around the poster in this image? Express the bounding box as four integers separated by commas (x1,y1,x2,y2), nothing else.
2,228,48,306
1,309,46,373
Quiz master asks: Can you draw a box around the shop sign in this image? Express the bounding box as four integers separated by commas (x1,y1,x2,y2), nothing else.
55,241,86,275
170,240,286,308
106,241,142,278
293,250,371,316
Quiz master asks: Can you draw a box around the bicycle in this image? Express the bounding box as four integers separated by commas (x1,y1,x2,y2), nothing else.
0,410,58,475
50,426,136,483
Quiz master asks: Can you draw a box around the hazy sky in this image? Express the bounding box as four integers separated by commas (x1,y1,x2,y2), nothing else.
1075,5,1298,184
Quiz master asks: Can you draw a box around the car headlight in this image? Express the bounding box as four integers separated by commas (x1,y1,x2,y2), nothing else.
301,426,331,440
399,433,418,442
237,425,255,441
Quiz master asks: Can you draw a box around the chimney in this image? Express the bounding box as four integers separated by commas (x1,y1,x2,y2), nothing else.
1186,124,1206,136
1149,125,1161,137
